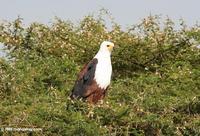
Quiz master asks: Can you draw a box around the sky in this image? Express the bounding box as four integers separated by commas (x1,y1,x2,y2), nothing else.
1,0,200,56
1,0,200,27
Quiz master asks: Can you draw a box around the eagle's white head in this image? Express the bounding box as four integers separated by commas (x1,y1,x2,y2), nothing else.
98,41,115,54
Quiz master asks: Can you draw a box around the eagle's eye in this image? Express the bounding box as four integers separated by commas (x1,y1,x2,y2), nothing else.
107,45,110,47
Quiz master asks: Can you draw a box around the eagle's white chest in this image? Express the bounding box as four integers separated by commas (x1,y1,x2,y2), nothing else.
94,57,112,89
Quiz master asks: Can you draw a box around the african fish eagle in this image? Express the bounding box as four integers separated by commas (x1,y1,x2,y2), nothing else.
70,41,114,104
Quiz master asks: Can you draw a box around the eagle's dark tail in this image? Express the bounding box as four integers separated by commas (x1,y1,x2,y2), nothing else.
70,87,81,99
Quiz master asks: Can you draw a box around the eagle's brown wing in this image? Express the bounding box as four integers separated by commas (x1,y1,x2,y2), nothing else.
70,58,98,99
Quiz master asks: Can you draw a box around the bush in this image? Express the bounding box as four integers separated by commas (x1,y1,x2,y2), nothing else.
0,14,200,135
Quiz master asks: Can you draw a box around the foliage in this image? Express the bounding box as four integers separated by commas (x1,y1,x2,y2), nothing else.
0,14,200,135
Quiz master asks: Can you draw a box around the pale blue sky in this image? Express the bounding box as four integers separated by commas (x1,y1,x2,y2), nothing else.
0,0,200,27
1,0,200,57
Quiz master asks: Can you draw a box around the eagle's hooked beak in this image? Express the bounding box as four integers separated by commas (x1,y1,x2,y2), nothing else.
108,46,114,52
107,43,115,52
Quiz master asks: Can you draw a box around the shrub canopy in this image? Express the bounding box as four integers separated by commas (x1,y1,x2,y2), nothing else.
0,14,200,135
